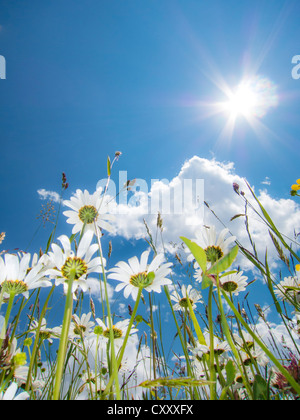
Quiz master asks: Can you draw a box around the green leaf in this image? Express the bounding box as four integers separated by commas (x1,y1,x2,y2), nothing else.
180,237,207,274
107,156,111,177
253,375,269,400
208,245,239,274
201,274,213,290
186,294,207,345
45,232,53,253
139,377,212,389
225,359,236,387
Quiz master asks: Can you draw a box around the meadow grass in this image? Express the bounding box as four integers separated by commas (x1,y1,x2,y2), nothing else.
1,166,300,401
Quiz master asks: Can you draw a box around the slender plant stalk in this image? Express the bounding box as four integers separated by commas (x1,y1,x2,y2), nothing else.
216,282,254,399
25,285,55,392
53,272,75,400
149,293,158,399
94,223,121,399
0,293,15,351
207,285,217,400
102,287,143,397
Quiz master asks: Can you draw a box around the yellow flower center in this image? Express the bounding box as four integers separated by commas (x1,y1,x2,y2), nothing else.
103,326,123,339
2,280,28,296
78,205,98,225
129,271,155,288
61,257,88,280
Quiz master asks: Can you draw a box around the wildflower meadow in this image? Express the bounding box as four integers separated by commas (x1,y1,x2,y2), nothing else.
1,156,300,402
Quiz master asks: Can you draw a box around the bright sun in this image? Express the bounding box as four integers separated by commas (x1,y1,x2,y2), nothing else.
224,82,259,118
202,75,280,147
221,76,278,121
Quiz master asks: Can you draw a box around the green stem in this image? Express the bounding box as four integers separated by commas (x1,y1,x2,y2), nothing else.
53,273,75,400
164,287,194,376
95,333,100,400
208,285,216,400
94,224,120,399
103,287,143,397
0,293,15,350
119,288,142,363
149,293,157,399
0,287,6,315
166,286,200,400
216,284,254,399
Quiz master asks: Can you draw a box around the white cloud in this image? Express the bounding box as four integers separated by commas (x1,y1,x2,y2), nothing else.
86,277,114,302
118,303,127,314
37,189,61,203
261,176,271,186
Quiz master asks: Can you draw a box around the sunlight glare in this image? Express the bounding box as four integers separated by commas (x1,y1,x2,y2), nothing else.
222,76,278,120
225,83,258,118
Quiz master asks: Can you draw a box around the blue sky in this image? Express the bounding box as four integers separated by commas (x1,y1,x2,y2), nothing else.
1,0,300,334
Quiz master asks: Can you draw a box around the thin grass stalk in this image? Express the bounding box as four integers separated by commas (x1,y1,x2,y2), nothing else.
10,296,26,345
102,287,143,398
21,289,41,352
148,293,158,399
0,292,15,351
165,286,201,400
94,223,121,399
25,285,55,393
208,285,217,400
78,330,94,399
94,332,100,400
53,272,75,400
216,280,254,399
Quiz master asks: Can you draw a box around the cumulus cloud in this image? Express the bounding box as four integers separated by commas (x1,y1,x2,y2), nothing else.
37,189,61,203
108,156,300,271
261,176,271,186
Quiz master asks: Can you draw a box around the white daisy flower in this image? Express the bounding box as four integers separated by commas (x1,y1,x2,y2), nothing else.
80,370,107,399
274,276,300,303
52,313,96,343
192,333,230,359
0,382,29,401
233,368,255,392
233,331,255,351
70,313,95,340
95,317,138,349
219,271,248,296
107,251,172,300
14,364,45,393
170,284,203,312
30,318,55,344
46,230,104,295
63,188,115,236
239,347,269,367
0,253,52,299
188,225,236,266
189,334,229,376
233,330,269,367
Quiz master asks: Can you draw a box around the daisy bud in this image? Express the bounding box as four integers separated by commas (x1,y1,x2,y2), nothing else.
13,352,27,367
24,338,32,347
233,183,240,194
94,326,103,336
